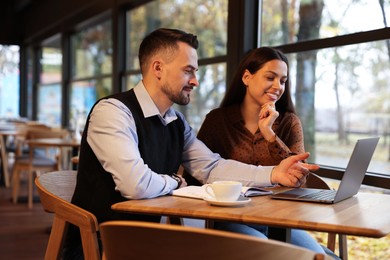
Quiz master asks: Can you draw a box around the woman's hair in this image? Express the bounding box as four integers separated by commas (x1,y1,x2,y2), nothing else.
220,47,296,116
138,28,198,74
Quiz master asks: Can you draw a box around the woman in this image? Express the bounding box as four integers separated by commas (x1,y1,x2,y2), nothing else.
198,47,303,166
197,47,327,255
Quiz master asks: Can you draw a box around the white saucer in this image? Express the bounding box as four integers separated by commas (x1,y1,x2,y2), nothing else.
203,196,251,207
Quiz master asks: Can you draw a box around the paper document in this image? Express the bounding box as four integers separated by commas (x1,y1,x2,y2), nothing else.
172,185,273,200
241,186,273,197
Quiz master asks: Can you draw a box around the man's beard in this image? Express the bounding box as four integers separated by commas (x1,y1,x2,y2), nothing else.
161,84,191,105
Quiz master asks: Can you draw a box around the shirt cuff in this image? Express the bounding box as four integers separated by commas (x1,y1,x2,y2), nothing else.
165,174,179,190
255,166,274,186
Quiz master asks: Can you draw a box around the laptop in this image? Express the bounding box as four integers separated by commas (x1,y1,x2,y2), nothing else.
271,137,379,204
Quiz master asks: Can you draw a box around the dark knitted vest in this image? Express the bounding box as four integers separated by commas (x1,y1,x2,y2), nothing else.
66,89,184,249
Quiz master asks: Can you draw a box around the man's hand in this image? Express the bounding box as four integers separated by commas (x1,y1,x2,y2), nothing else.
271,152,319,187
177,175,187,189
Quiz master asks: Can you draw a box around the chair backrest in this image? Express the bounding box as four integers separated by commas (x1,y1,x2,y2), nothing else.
100,221,331,260
37,170,77,206
35,171,100,260
27,127,70,166
14,126,69,156
26,126,69,140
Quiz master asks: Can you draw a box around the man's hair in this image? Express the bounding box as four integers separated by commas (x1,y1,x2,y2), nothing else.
138,28,198,73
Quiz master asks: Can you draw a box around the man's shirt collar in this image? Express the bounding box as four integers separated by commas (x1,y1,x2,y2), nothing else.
133,81,178,125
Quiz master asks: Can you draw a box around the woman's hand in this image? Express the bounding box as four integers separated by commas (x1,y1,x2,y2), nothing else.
258,102,278,141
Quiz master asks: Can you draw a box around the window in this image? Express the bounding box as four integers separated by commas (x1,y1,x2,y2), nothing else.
261,0,389,45
0,45,20,118
70,78,111,130
125,0,228,131
260,0,390,176
37,35,62,126
70,18,113,129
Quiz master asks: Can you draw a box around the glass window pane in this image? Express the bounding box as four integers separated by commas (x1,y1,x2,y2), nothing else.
287,40,390,175
261,0,390,45
0,45,20,118
126,74,142,90
38,36,62,126
71,20,112,79
174,63,226,132
40,37,62,84
126,0,228,70
70,77,112,129
37,84,62,126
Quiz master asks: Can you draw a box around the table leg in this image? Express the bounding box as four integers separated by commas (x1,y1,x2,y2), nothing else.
166,217,184,225
59,146,79,170
339,234,348,260
268,227,292,243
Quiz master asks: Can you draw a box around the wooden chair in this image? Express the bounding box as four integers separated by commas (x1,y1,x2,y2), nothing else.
35,170,100,260
303,173,348,259
100,220,332,260
11,126,69,208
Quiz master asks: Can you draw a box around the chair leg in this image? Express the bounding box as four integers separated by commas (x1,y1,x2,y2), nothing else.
28,169,34,209
80,230,101,260
327,232,336,252
205,220,214,229
44,216,68,260
12,168,20,204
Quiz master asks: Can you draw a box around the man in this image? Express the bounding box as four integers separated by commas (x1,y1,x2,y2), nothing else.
64,28,319,259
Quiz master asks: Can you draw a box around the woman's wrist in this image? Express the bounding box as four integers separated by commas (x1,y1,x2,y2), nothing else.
266,133,277,142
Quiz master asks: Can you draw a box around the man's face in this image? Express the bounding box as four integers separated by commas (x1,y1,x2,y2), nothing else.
160,42,199,105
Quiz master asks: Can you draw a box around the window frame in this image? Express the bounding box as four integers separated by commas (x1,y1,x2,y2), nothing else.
256,3,390,188
14,0,389,190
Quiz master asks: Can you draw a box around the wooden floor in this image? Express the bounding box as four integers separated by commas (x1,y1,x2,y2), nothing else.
0,177,52,259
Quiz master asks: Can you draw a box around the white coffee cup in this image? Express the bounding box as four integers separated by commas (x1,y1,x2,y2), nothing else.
205,181,242,201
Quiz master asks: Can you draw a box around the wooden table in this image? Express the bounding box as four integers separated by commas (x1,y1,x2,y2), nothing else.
112,190,390,239
27,138,81,170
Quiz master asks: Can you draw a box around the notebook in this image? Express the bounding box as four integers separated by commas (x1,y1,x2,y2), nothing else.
172,185,272,200
271,137,379,204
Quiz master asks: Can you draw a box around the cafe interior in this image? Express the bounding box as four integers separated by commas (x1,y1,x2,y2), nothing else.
1,0,390,259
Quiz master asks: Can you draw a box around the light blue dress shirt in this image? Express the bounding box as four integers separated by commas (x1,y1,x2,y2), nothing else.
87,81,274,199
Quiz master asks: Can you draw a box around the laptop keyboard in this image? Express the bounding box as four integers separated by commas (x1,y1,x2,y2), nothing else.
300,190,337,201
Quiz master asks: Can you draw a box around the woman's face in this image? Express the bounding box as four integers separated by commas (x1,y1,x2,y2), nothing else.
242,59,288,108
